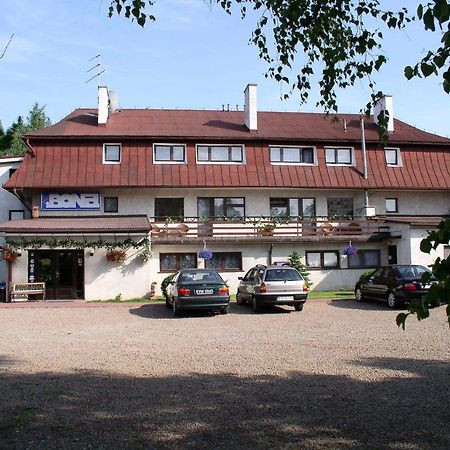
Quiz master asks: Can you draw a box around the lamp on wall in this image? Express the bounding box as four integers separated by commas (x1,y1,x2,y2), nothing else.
89,249,95,257
16,250,22,257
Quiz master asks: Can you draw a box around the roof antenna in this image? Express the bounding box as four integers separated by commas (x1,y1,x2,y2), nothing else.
86,54,106,84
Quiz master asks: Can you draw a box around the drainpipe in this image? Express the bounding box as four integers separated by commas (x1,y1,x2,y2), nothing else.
12,188,32,214
360,116,370,214
24,138,35,157
269,243,273,265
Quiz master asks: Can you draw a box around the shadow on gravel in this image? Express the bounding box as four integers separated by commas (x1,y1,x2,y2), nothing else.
1,358,449,449
328,298,396,311
129,303,293,319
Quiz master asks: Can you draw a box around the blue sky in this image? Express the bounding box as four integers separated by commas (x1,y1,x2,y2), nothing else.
0,0,449,137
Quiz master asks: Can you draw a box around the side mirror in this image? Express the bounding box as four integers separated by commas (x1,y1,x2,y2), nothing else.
169,280,175,285
238,277,243,280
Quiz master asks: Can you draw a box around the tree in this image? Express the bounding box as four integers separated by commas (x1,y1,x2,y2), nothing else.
288,251,312,288
0,103,51,156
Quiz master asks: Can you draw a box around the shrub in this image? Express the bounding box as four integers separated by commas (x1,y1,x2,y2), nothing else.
161,273,175,300
288,251,312,287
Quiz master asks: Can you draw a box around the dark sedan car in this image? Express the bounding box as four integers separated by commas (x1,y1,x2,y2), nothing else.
166,269,230,316
355,265,436,308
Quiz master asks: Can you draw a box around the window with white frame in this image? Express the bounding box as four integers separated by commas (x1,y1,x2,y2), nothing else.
269,146,315,164
103,144,121,164
205,252,242,270
385,147,401,166
154,144,186,163
385,198,398,213
197,145,244,163
270,198,316,217
160,253,197,271
325,147,353,165
306,251,339,268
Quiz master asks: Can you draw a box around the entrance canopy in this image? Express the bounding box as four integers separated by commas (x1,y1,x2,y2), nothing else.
0,216,151,236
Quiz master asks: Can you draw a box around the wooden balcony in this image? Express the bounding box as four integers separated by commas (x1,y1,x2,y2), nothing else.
149,216,391,244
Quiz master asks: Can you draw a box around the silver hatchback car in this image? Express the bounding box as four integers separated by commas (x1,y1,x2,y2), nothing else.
236,265,308,312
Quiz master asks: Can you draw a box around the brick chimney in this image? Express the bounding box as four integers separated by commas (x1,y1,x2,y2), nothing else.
98,85,109,126
244,84,257,131
373,95,394,132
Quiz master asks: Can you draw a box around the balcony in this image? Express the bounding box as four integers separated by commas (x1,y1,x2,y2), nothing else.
149,216,390,244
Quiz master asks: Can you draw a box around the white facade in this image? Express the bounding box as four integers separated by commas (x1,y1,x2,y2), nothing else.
0,157,26,284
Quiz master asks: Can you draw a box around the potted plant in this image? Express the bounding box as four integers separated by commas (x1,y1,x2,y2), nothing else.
106,249,126,263
257,223,276,236
1,247,18,263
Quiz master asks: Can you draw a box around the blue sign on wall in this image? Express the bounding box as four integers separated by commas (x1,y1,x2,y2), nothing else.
41,193,101,211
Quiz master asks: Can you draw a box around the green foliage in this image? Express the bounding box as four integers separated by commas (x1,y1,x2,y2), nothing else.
114,293,123,302
0,103,52,155
161,273,175,300
108,0,414,121
288,251,312,287
397,219,450,330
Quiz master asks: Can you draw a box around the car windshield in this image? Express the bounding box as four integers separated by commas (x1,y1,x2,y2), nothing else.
179,270,223,283
396,266,430,279
265,268,302,282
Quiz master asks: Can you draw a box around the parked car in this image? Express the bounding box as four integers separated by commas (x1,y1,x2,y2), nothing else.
166,269,230,316
354,265,436,308
236,264,308,312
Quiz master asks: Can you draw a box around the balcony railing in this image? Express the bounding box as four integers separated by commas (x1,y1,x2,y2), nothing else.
149,216,389,242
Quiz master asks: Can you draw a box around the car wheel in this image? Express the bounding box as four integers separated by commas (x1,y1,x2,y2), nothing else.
252,296,260,313
386,292,398,309
236,291,245,305
294,303,303,311
219,305,229,315
355,287,364,302
172,298,181,317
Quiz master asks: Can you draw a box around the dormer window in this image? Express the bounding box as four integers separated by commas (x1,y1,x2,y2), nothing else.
103,144,121,164
269,146,316,164
196,145,244,164
325,147,354,165
385,147,402,167
154,144,186,163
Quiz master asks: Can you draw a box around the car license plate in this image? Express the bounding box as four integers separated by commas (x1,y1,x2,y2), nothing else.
195,289,214,295
277,296,294,301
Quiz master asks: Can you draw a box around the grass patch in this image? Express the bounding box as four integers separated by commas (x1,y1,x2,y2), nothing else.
0,406,39,432
308,290,354,299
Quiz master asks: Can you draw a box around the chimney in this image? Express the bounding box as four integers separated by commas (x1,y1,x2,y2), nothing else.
373,95,394,132
244,84,257,131
109,90,119,114
98,85,109,126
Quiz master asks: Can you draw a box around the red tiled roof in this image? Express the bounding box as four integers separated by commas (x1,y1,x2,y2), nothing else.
0,216,150,234
26,108,450,145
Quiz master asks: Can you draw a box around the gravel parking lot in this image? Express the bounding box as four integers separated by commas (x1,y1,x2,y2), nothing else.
0,298,449,449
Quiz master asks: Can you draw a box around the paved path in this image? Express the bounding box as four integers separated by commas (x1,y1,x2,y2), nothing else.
0,299,449,449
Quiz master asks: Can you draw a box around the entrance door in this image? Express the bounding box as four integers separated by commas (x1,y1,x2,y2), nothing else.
29,250,84,300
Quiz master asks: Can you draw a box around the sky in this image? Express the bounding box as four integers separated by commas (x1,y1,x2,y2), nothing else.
0,0,449,137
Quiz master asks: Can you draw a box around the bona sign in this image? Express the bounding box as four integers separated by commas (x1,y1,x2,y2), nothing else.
41,193,101,211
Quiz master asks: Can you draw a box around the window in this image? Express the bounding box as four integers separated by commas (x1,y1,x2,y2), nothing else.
327,198,353,217
385,198,398,213
155,198,184,220
270,198,316,218
103,144,121,164
348,250,381,268
205,252,242,270
197,145,244,163
306,251,339,268
154,144,186,163
198,197,245,219
9,210,24,220
269,146,315,164
160,253,197,271
9,168,17,178
385,147,401,166
325,147,353,165
104,197,118,213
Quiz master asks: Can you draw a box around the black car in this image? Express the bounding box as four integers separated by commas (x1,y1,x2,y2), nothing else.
166,269,230,316
355,265,435,308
